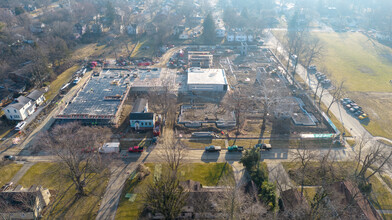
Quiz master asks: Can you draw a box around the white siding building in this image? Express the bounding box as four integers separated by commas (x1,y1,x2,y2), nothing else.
3,90,45,121
187,68,228,92
3,96,35,120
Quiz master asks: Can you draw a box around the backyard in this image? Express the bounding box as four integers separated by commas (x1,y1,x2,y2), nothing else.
115,163,234,220
17,162,109,219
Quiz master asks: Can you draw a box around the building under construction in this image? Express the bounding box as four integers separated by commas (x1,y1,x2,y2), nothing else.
188,51,213,68
55,68,131,126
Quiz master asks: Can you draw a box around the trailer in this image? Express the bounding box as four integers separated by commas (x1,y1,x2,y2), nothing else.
99,142,120,153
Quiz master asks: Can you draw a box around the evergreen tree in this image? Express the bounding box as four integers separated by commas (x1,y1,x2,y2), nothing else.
202,13,216,43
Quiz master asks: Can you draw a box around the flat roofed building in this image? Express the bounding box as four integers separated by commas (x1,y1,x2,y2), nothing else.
188,51,213,68
55,69,131,126
187,68,228,92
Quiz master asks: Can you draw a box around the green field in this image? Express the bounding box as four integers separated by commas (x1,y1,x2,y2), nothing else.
18,162,108,219
0,163,23,186
273,31,392,139
312,32,392,93
115,163,234,220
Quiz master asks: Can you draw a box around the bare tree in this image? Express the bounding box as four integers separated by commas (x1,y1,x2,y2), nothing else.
35,122,112,197
159,137,188,173
215,176,266,220
292,140,317,197
326,81,345,115
144,171,189,219
303,37,324,69
354,136,392,182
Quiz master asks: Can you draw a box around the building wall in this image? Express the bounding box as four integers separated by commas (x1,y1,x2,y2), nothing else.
130,119,155,129
188,84,227,92
4,106,27,120
35,95,45,106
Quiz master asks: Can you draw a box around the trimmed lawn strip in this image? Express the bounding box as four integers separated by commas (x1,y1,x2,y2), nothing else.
17,162,108,219
115,163,234,220
181,139,226,149
45,65,79,101
0,163,23,186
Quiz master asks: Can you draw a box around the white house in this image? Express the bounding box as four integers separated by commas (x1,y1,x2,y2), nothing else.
129,98,156,130
27,90,45,106
3,96,35,121
235,32,247,42
227,32,235,42
4,90,45,121
247,34,254,42
216,27,226,38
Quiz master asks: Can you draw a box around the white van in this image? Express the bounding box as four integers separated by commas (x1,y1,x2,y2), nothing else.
99,142,120,153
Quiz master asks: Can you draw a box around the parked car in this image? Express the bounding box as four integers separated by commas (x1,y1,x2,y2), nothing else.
0,182,13,191
15,121,26,131
128,146,144,153
3,155,15,161
205,145,221,152
227,145,244,152
354,111,364,117
254,143,272,151
358,113,368,120
308,65,317,73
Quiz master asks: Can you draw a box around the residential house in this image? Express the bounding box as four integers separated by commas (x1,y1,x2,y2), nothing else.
127,24,139,35
30,23,45,34
129,98,155,130
0,185,51,220
173,25,185,35
247,33,254,42
226,32,235,42
73,23,87,36
91,23,103,34
3,96,35,121
216,27,226,38
144,23,157,35
235,32,247,42
27,90,45,106
4,90,45,121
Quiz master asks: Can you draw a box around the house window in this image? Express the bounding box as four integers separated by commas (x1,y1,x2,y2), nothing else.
14,110,17,113
141,122,144,126
149,122,152,126
10,116,12,119
14,115,19,118
7,109,10,113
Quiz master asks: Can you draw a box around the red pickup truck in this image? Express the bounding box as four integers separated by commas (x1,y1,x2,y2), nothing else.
128,146,144,153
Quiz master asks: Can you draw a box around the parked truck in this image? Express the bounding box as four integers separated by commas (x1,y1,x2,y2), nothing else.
99,142,120,153
205,145,221,152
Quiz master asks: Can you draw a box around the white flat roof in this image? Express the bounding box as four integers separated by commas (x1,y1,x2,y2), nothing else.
187,68,228,85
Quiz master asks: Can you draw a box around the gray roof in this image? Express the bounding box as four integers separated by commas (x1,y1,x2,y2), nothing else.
8,96,31,110
27,90,44,101
132,98,148,113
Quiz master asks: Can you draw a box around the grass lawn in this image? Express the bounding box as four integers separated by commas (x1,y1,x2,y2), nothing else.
273,30,392,139
131,39,156,59
302,187,320,203
116,163,233,219
282,161,392,210
368,174,392,210
45,65,79,101
181,139,226,149
17,162,108,219
0,162,23,186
